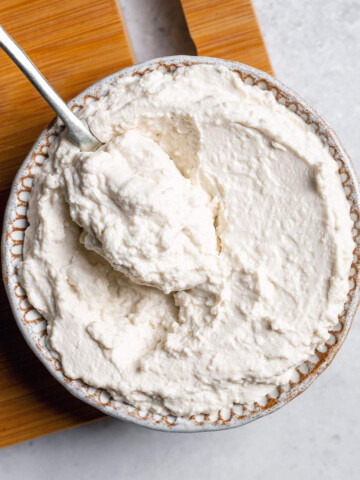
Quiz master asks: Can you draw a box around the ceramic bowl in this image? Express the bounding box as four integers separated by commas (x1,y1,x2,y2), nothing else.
2,55,360,432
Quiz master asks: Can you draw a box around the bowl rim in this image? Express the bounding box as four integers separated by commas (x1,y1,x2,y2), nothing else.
2,54,360,432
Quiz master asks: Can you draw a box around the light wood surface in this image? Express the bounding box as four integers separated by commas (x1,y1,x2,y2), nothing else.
0,0,134,448
180,0,273,74
0,0,271,448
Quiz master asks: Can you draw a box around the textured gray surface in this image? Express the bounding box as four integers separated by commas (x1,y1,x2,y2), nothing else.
1,0,359,478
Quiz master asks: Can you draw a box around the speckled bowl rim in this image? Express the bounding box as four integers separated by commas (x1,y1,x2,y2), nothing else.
2,55,360,432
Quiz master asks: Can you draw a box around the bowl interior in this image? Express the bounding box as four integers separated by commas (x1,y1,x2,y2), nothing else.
2,55,360,432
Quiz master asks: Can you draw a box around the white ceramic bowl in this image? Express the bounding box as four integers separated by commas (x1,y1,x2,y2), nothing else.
2,56,360,432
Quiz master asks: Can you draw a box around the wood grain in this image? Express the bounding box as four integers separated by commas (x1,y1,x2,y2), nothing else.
180,0,273,74
0,0,134,448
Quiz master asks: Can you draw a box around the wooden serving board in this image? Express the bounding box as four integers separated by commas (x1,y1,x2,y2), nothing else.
0,0,134,448
0,0,271,447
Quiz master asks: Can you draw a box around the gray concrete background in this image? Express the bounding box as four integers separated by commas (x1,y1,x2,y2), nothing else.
1,1,360,478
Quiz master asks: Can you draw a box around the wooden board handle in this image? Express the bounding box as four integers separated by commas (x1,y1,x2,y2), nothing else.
181,0,273,75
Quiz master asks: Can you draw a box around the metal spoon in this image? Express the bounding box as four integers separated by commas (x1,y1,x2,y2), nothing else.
0,25,102,151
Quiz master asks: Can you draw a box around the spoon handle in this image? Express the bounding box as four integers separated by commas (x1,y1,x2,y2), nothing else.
0,25,101,151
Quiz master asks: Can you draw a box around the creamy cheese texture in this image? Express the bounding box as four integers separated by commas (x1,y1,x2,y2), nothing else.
19,64,354,416
63,130,219,293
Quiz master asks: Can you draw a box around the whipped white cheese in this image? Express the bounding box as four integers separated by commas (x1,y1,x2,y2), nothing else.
62,130,219,293
19,64,354,416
